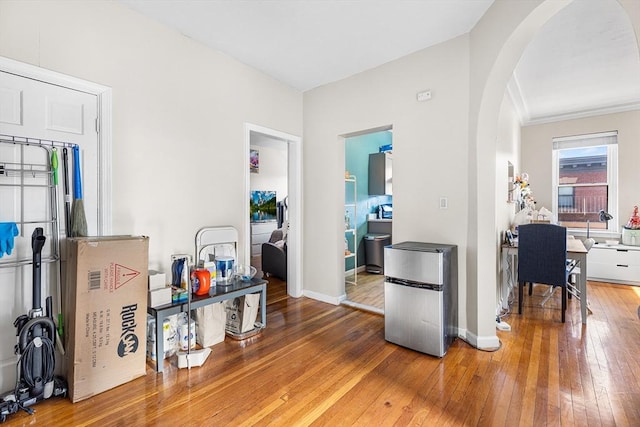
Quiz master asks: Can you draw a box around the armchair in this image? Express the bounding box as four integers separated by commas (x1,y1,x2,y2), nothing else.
262,228,287,281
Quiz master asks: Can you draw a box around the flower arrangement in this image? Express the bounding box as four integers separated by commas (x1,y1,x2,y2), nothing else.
514,172,535,210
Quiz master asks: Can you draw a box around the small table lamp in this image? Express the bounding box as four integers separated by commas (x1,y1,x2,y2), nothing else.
599,209,613,228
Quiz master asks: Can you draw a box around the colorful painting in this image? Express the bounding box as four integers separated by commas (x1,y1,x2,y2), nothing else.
250,149,259,173
250,190,277,222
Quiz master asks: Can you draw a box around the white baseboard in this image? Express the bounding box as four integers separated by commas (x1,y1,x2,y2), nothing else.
464,329,500,349
303,289,341,305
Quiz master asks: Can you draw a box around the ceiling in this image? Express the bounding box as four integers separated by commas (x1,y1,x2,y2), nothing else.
118,0,640,125
509,0,640,124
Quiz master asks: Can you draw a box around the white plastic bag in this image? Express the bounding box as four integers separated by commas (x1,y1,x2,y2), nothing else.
195,302,226,347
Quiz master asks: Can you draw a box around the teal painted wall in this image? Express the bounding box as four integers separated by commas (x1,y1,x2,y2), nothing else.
345,131,392,271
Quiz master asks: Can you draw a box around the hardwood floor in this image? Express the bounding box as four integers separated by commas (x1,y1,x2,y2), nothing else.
3,280,639,426
344,270,384,311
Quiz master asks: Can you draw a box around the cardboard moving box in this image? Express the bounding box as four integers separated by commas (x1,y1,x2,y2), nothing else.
65,236,149,403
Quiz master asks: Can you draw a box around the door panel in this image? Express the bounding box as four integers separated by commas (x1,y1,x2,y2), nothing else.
0,86,22,125
0,70,99,392
46,98,85,134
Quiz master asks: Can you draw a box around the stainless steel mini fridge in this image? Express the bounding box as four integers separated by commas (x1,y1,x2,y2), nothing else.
384,241,458,357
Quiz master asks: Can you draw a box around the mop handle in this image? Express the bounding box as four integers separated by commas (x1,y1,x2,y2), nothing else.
72,145,83,199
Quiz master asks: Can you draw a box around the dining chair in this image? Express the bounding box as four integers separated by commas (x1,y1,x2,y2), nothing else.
517,223,576,322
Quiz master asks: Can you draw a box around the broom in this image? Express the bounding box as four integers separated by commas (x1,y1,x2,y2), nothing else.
70,145,88,237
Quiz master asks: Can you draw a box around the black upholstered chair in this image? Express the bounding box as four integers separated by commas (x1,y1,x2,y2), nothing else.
261,228,287,281
517,223,574,323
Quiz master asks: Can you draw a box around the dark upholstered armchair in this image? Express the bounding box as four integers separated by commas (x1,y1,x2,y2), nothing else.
262,228,287,281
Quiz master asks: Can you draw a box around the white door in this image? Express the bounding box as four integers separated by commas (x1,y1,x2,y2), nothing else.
0,71,99,392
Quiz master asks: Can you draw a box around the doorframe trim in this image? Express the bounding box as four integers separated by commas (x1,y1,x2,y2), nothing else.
244,123,303,298
0,56,113,234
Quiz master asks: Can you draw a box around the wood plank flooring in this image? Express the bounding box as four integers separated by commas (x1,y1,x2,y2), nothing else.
2,279,639,426
345,270,384,311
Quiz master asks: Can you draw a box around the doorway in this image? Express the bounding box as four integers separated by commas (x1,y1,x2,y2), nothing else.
342,126,392,314
248,131,288,278
243,123,302,298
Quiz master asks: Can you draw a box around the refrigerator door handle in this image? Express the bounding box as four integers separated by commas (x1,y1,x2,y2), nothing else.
386,276,442,291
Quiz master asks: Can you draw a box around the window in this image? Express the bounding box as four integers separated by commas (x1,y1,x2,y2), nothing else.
552,131,618,232
558,186,575,209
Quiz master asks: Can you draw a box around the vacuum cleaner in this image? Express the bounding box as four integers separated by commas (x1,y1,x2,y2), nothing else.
0,228,67,423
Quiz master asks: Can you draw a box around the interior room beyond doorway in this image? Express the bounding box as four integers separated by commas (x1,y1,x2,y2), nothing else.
249,131,289,282
343,127,393,313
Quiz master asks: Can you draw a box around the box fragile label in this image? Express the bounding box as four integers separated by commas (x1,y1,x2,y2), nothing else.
88,263,141,292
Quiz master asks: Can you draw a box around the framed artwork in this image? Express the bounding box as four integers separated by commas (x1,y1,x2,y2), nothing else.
507,161,515,203
250,149,259,173
250,190,277,222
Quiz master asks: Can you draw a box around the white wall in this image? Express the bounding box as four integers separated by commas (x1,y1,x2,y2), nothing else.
303,35,471,321
495,93,521,311
521,110,640,228
249,143,288,202
496,94,521,234
0,0,302,271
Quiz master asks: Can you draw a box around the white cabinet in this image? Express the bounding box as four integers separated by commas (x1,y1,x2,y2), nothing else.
251,222,277,256
587,243,640,285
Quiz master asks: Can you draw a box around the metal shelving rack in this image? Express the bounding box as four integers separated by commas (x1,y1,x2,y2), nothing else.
0,135,77,330
345,175,357,286
0,136,71,268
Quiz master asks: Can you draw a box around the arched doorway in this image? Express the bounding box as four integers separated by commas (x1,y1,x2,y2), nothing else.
467,0,640,345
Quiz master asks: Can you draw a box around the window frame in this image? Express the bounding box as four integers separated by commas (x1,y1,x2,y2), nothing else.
551,131,618,233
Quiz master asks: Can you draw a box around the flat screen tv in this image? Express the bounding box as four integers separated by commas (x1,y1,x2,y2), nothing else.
250,190,277,222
